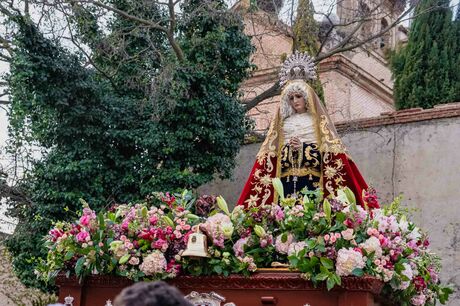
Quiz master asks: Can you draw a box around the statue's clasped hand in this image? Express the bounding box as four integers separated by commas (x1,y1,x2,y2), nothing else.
289,137,302,151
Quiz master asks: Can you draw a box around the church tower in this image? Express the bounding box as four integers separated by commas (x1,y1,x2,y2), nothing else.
336,0,407,52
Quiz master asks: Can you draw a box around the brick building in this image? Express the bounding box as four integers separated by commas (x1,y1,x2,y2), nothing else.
234,0,408,133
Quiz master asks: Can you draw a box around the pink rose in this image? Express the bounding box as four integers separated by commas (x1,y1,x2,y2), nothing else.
341,229,355,241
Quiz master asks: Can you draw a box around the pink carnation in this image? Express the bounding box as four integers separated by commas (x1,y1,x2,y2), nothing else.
76,231,90,243
49,228,64,241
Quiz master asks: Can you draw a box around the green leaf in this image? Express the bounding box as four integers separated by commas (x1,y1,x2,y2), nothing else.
316,272,329,281
213,265,223,274
394,263,404,273
97,213,105,230
306,239,316,249
281,233,288,243
320,257,334,270
75,257,86,276
64,251,74,261
332,274,341,286
352,268,364,277
326,277,336,291
289,256,299,267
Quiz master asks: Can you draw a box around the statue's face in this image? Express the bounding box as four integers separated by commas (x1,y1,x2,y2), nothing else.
288,91,307,113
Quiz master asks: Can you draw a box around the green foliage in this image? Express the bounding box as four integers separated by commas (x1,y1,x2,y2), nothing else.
31,296,58,306
292,0,324,101
4,0,253,290
391,0,460,109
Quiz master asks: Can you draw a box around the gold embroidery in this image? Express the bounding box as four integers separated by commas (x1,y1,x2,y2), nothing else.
304,144,320,167
244,194,260,207
322,152,346,194
319,115,346,154
260,174,273,187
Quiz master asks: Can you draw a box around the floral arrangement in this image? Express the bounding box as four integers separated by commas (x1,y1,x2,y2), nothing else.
38,184,452,306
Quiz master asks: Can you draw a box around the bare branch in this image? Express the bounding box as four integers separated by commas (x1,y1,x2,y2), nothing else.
58,3,121,90
243,82,280,111
67,0,185,61
315,3,416,62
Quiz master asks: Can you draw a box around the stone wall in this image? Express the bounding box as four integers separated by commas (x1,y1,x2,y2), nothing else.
0,238,57,306
198,103,460,305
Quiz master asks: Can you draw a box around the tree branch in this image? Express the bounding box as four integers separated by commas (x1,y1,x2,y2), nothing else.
243,82,280,111
315,4,415,62
69,0,185,61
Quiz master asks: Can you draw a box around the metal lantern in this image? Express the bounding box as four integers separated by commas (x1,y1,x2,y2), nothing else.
182,229,210,258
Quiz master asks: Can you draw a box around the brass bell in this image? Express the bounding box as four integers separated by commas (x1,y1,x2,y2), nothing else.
182,230,210,258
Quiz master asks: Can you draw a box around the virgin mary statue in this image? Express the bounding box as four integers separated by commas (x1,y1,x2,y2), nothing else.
238,52,377,209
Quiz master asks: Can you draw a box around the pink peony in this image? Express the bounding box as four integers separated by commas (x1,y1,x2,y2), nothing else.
201,213,233,248
288,241,307,256
233,237,249,257
428,266,439,283
139,251,167,276
275,233,294,254
336,248,366,276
